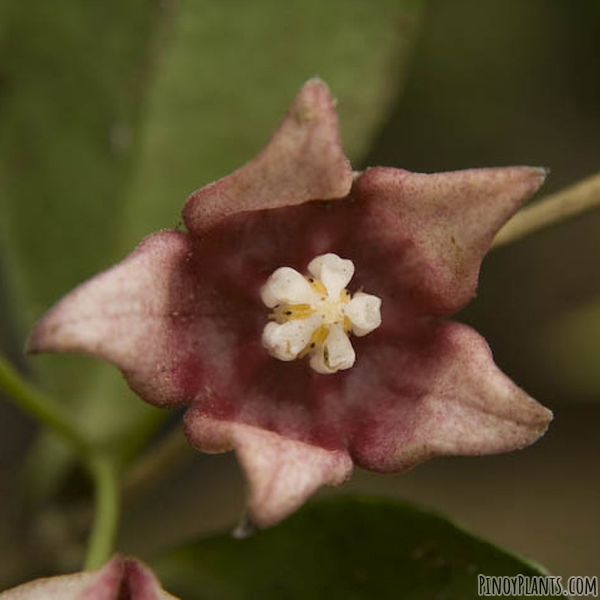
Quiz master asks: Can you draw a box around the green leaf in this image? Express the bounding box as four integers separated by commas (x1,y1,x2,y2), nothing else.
0,0,164,328
0,0,166,398
0,0,422,453
0,0,168,472
117,0,424,246
154,496,551,600
0,0,422,347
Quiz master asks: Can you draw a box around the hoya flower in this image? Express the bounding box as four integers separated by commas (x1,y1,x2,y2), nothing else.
0,555,176,599
28,79,552,529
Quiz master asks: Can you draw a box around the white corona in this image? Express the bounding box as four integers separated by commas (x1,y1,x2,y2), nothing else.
260,253,382,374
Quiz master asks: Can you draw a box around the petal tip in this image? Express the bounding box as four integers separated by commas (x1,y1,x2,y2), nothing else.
232,514,258,539
520,165,550,192
183,78,351,235
185,415,352,529
517,396,553,445
24,329,41,355
293,78,339,120
26,309,65,355
299,76,332,96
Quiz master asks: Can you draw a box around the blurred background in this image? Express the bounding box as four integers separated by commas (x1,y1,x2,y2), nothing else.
0,0,598,589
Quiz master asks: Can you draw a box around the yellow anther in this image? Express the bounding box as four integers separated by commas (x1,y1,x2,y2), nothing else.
261,254,382,373
270,303,315,323
306,276,327,296
299,325,329,358
312,325,329,346
343,316,352,333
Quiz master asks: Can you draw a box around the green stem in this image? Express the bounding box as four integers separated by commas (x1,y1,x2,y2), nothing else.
84,455,120,570
0,355,121,568
492,170,600,248
122,424,192,497
0,354,88,454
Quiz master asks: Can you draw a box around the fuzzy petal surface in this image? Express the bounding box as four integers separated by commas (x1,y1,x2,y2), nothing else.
28,230,201,407
183,79,352,235
122,559,178,600
27,77,552,529
184,413,352,528
353,166,547,316
0,555,177,599
28,164,551,527
344,322,552,472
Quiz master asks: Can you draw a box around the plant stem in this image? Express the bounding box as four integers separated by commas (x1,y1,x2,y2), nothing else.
84,455,120,570
0,355,121,567
122,424,192,497
119,405,168,465
492,170,600,248
0,354,88,454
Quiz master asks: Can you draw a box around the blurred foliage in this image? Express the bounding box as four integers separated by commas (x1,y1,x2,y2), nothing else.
0,0,599,590
0,0,424,584
0,0,166,413
365,0,600,404
543,296,600,396
0,0,163,337
0,0,422,442
155,496,549,600
117,0,422,245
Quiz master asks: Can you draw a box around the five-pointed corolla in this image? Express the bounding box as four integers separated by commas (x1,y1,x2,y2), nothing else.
0,555,177,599
28,79,553,530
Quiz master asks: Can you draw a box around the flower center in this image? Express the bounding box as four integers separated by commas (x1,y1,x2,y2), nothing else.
318,295,346,324
260,253,382,374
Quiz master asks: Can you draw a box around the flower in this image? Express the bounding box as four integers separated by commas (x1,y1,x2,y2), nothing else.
0,555,177,599
260,252,382,373
28,79,552,529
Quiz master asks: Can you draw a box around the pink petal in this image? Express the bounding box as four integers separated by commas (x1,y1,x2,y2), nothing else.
79,557,123,600
0,556,178,599
182,78,352,236
27,172,551,525
27,231,201,407
123,559,178,599
345,322,552,472
352,166,547,316
184,411,352,528
0,555,123,600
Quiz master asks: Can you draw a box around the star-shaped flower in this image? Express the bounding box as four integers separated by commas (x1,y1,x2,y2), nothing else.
0,555,176,599
28,79,552,529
